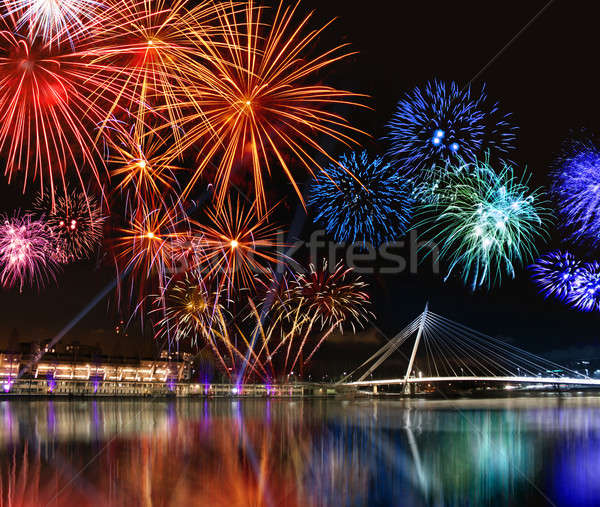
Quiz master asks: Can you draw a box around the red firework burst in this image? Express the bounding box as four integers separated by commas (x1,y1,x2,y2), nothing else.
265,260,372,374
33,186,105,263
0,17,113,202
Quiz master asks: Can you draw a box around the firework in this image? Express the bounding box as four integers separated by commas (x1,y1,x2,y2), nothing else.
530,251,583,302
385,80,515,175
33,187,104,262
283,261,371,332
178,262,371,382
530,251,600,312
551,139,600,247
0,212,59,291
167,0,366,214
567,261,600,312
410,160,469,205
2,0,103,46
152,270,229,345
188,197,286,292
309,151,413,246
418,158,550,290
112,201,186,306
266,261,372,375
106,124,183,209
0,18,111,201
153,294,273,383
78,0,223,140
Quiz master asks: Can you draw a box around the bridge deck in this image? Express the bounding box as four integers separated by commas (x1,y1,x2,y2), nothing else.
346,376,600,387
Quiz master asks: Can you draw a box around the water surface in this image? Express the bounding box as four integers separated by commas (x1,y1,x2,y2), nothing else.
1,396,599,506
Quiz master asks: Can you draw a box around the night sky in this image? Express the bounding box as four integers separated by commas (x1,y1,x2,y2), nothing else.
1,0,599,362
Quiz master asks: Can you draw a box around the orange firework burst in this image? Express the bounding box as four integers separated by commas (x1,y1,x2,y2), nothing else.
187,197,286,292
106,123,183,208
78,0,224,141
112,201,187,307
151,269,230,345
167,0,366,213
0,17,110,201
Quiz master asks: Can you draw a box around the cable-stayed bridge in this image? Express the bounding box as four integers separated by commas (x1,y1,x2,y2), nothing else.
339,304,600,394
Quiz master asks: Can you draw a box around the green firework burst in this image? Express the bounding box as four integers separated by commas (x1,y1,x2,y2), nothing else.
418,158,551,290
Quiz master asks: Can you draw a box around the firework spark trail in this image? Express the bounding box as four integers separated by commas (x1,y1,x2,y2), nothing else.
234,173,314,386
567,261,600,313
159,260,371,383
115,206,179,279
530,250,583,302
3,0,104,46
111,199,189,314
151,269,229,346
106,123,183,210
244,298,278,381
531,251,600,313
207,308,272,383
238,281,291,383
187,197,287,293
252,261,372,379
149,270,270,381
164,0,367,215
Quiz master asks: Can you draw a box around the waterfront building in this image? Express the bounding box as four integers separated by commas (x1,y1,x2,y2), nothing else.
0,350,319,398
0,348,191,396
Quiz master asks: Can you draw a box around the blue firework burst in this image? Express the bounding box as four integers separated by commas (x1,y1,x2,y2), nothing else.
386,80,516,175
309,151,413,246
530,251,600,312
530,250,583,301
551,140,600,247
567,261,600,312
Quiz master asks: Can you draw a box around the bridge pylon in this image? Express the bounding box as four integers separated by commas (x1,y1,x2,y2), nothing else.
402,303,428,394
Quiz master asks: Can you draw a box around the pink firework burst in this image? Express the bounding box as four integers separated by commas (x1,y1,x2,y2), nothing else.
0,213,59,291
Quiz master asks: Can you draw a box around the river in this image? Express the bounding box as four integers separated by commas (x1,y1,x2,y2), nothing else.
1,395,599,506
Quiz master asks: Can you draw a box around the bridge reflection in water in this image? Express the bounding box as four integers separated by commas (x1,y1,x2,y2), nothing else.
1,398,600,506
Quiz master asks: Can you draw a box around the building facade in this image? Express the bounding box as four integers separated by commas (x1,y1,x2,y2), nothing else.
1,351,190,396
1,351,318,398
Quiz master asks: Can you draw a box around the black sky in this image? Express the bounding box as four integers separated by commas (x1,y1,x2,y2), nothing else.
1,0,599,360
